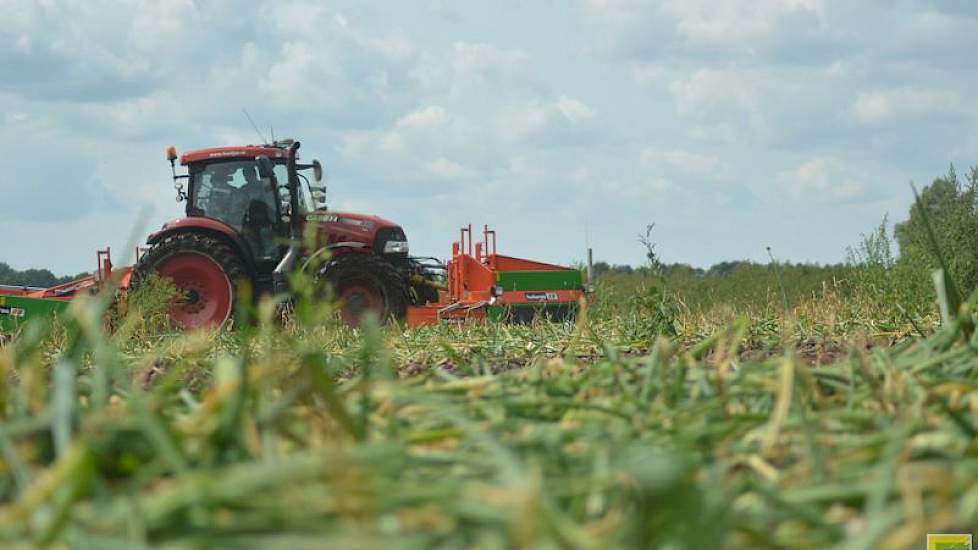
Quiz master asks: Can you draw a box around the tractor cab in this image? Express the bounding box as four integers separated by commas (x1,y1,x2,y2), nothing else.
187,157,283,260
166,143,324,272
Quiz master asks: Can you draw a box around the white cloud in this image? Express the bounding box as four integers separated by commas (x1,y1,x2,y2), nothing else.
850,88,963,124
668,68,777,142
260,42,339,109
452,42,528,79
395,105,450,131
640,148,730,179
776,157,865,203
496,96,595,143
664,0,826,50
413,42,530,97
554,97,595,124
578,0,834,63
632,63,669,86
341,105,460,157
426,157,475,180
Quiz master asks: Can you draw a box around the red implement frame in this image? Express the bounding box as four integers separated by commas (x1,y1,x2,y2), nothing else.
405,224,587,327
0,249,133,302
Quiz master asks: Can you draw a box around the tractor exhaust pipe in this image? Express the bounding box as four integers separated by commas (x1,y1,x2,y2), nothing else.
273,141,303,294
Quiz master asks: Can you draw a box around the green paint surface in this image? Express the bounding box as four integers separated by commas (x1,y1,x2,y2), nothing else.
495,270,582,292
0,295,70,332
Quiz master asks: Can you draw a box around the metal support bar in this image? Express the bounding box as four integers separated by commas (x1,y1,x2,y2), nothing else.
587,247,594,293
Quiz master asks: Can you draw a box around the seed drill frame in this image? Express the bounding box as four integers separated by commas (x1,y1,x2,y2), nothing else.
406,224,586,326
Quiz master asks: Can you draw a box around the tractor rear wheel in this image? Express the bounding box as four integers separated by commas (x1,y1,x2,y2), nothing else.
132,233,248,329
318,253,407,325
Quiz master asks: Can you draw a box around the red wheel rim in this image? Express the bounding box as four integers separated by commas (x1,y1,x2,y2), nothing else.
337,284,383,325
155,253,233,329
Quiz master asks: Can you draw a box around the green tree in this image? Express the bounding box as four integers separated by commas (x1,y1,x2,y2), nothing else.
0,262,88,288
894,164,978,294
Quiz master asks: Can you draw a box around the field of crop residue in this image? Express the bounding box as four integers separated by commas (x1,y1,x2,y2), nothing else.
3,242,978,549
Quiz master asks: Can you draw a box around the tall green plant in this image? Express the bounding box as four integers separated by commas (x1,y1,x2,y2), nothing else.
895,165,978,296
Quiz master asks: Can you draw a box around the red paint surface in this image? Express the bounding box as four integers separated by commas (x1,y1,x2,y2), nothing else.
146,217,239,245
180,146,287,165
336,284,383,326
155,253,233,329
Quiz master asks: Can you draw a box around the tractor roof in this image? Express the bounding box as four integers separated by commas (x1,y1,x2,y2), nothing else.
180,145,288,165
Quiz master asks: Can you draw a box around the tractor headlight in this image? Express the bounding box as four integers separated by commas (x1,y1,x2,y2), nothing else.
383,240,409,254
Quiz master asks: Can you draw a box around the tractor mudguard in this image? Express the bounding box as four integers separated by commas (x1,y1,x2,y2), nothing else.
146,217,257,273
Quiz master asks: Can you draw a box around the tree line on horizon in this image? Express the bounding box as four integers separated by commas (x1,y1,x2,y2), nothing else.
590,259,845,278
0,262,88,289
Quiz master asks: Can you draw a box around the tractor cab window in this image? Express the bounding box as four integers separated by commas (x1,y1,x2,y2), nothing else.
272,163,316,214
189,160,281,260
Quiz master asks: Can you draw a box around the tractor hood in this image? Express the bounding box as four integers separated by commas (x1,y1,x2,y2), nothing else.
306,211,399,232
307,211,408,255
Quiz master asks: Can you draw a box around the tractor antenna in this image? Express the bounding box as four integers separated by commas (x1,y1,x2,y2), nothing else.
270,126,275,143
242,108,268,145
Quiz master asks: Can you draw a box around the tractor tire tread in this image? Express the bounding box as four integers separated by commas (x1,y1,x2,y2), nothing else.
131,233,249,323
318,253,408,322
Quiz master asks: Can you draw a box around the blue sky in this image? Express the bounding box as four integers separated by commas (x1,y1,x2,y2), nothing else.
2,0,977,275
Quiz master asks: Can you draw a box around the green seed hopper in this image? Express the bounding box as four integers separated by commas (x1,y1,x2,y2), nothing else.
0,293,71,333
0,250,128,334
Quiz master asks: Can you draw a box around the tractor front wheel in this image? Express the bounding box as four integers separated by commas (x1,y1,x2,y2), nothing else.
132,233,248,329
318,253,408,326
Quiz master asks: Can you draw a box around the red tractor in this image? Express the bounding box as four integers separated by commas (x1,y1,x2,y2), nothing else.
132,140,438,328
0,140,587,333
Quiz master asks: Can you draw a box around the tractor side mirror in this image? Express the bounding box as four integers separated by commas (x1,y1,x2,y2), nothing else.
312,159,323,182
256,157,275,179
